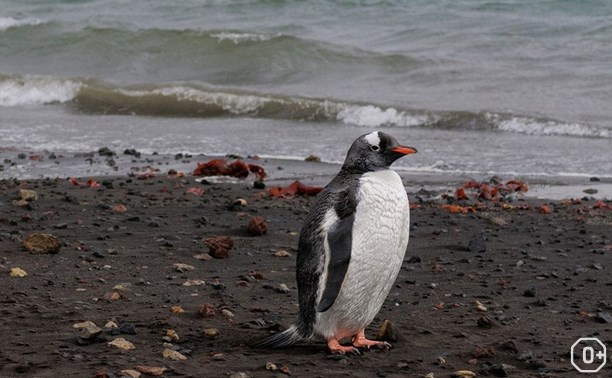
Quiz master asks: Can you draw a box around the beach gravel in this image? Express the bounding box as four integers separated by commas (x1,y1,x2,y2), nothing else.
0,175,610,377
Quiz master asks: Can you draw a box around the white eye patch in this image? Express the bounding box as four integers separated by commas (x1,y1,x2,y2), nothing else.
364,131,380,148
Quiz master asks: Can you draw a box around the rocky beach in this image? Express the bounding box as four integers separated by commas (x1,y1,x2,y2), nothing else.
1,150,611,378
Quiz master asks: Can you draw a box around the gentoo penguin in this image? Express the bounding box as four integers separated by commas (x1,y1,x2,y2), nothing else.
253,131,417,354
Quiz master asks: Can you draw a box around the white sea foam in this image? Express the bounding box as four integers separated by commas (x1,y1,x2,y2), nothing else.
0,17,41,31
154,86,272,114
211,32,279,44
336,105,429,128
0,76,81,106
486,113,611,138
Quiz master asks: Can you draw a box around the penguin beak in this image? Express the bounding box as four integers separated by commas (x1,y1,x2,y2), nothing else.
390,146,417,155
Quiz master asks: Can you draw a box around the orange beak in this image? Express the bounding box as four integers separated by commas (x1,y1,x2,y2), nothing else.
391,146,418,155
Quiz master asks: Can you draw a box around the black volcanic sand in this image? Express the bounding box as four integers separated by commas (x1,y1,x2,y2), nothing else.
1,174,611,378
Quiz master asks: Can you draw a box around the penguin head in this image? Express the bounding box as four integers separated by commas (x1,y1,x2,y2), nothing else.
342,131,417,172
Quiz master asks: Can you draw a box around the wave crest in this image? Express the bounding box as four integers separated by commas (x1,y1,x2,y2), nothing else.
0,74,609,139
0,75,81,106
0,17,42,31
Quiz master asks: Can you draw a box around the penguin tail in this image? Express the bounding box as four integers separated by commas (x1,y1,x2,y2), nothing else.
250,324,305,349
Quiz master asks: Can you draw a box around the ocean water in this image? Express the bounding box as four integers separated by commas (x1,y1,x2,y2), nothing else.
1,0,611,182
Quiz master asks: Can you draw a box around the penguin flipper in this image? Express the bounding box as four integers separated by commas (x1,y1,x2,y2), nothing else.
317,212,354,312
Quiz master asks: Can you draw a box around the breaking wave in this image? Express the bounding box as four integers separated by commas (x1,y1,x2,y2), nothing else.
0,17,42,31
0,74,609,139
0,75,81,106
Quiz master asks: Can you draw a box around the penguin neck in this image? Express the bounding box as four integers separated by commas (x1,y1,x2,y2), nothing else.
340,163,389,176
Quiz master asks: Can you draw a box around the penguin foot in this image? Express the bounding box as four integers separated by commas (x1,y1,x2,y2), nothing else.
327,339,361,355
351,330,392,350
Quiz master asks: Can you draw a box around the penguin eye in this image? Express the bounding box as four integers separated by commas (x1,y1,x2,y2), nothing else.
370,145,380,152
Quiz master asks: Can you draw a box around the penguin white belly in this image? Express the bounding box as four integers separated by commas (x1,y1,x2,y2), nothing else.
314,170,410,339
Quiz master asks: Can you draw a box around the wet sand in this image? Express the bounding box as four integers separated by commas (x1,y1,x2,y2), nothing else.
1,154,611,377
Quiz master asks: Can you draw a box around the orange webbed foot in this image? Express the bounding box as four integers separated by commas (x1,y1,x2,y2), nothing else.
351,329,391,350
327,338,361,355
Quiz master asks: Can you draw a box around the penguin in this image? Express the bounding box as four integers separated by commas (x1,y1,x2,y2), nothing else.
253,131,417,354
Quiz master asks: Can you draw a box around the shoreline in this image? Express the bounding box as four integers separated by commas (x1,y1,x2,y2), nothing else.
1,148,611,201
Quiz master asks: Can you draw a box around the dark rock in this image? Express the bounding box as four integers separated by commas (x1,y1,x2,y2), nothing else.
124,149,141,158
468,232,488,253
523,288,536,297
485,363,514,377
98,147,115,156
253,181,266,189
305,155,321,162
406,255,422,263
477,316,493,328
595,311,612,323
119,324,137,335
377,319,403,342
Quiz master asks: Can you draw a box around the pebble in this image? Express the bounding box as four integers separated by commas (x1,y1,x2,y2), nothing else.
221,309,235,319
468,232,488,253
73,321,103,339
182,279,206,286
247,216,268,236
198,303,216,318
119,324,136,335
12,199,30,207
108,337,135,350
229,373,252,378
19,189,38,202
451,371,476,378
377,319,402,342
173,263,196,272
98,147,116,156
305,155,321,162
596,311,612,323
477,316,493,328
170,306,185,314
265,362,277,371
166,329,179,341
474,300,488,311
163,348,187,360
124,148,141,157
104,321,118,330
23,233,62,254
523,288,536,297
9,267,27,277
204,328,219,339
486,363,515,377
193,253,212,261
120,370,141,378
135,366,167,376
228,198,248,211
274,250,291,257
472,345,495,358
205,236,234,259
276,283,290,293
